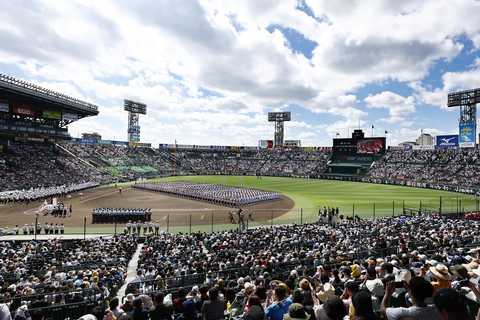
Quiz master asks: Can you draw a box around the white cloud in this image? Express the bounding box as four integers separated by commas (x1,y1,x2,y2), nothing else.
410,82,448,110
0,0,480,146
411,66,480,110
365,91,415,123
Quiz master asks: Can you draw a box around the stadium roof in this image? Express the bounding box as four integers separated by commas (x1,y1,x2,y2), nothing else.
0,74,99,116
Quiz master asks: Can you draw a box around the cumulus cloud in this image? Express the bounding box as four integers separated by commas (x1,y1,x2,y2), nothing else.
365,91,415,123
1,0,480,146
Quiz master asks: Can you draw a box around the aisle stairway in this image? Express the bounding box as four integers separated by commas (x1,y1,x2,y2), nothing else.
117,243,144,298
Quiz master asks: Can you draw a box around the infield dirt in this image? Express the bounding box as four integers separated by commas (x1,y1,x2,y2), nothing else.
0,186,294,231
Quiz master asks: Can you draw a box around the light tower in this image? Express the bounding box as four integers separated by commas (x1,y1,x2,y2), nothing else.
124,99,147,143
448,88,480,148
268,112,291,148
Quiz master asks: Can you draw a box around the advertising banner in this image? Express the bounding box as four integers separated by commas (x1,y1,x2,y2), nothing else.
12,104,35,116
459,121,476,148
129,142,152,148
436,135,458,149
42,110,61,120
0,101,9,113
284,140,301,147
412,145,435,150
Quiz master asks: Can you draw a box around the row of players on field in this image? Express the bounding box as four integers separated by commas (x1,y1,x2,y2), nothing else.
12,223,65,235
123,221,162,235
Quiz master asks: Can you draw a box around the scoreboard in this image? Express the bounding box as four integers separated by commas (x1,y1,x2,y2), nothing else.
332,130,386,161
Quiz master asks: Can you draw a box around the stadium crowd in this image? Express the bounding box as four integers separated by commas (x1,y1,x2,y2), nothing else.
172,148,330,178
4,141,480,200
0,142,106,193
106,215,480,320
0,235,137,319
133,182,281,207
0,216,479,318
367,149,480,194
60,143,173,181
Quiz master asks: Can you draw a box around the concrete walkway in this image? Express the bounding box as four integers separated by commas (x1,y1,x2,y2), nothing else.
117,243,144,298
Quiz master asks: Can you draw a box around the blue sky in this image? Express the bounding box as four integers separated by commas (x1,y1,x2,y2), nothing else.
1,0,480,146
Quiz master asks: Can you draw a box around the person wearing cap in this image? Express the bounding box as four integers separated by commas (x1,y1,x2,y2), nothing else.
284,303,309,320
381,277,441,320
429,264,452,292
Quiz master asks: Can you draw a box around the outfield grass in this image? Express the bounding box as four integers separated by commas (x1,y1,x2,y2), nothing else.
57,176,477,235
150,176,478,222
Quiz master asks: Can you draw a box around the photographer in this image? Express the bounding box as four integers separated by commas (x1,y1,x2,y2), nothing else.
381,276,441,320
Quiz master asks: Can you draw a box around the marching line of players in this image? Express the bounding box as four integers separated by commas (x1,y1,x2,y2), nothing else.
123,221,162,236
12,223,65,235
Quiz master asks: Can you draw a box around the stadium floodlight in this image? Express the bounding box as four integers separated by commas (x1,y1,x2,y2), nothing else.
124,99,147,115
124,99,147,143
268,112,291,148
448,88,480,148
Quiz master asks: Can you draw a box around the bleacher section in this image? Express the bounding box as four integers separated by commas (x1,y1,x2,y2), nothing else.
2,141,480,196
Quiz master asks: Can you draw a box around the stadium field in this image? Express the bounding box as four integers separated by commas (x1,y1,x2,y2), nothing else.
1,176,477,235
151,175,478,222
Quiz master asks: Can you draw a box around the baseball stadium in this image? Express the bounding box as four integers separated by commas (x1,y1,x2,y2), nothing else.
2,2,480,320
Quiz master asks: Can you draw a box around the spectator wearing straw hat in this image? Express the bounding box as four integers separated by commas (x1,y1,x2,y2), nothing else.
429,264,452,292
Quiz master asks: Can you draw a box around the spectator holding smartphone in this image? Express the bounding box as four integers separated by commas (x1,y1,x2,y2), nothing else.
381,277,441,320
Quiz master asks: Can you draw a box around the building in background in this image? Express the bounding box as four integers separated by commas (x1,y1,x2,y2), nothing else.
416,133,434,146
81,132,102,142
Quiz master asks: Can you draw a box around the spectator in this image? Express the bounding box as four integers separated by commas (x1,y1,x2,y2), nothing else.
201,288,225,320
132,298,149,320
382,277,441,320
433,288,469,320
265,285,292,320
244,295,265,320
284,303,310,320
315,296,347,320
149,293,173,320
352,290,377,320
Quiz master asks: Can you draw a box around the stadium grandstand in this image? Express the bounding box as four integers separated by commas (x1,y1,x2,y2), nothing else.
3,1,480,319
